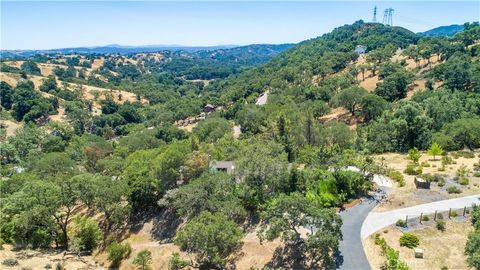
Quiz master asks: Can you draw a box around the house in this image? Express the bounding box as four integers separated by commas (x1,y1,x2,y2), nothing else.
203,104,216,113
355,45,367,55
210,161,235,174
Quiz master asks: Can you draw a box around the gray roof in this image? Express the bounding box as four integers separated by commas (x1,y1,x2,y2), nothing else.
211,161,235,169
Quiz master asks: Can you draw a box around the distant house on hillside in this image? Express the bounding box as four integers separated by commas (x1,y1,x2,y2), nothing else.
203,104,216,113
210,161,235,174
355,45,367,55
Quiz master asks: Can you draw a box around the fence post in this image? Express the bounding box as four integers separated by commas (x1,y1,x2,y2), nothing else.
449,208,452,219
434,210,437,221
405,215,408,227
464,206,467,217
420,213,423,224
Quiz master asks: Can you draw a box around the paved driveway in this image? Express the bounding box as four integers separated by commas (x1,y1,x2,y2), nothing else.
361,194,480,239
336,189,388,270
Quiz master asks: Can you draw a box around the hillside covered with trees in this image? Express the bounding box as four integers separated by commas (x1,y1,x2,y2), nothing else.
1,21,480,269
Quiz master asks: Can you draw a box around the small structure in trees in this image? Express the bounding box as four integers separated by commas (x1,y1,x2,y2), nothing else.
209,161,235,174
203,104,216,113
355,45,367,54
414,177,430,189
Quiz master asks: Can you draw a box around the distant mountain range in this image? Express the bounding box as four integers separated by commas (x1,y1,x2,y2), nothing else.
0,23,470,59
0,44,241,58
418,24,465,37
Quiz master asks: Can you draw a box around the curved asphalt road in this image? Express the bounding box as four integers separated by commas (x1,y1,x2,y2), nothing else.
336,191,480,270
361,194,480,239
336,189,387,270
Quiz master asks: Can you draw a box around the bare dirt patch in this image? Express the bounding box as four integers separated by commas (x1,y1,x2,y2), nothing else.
0,119,22,138
0,245,102,270
319,107,359,128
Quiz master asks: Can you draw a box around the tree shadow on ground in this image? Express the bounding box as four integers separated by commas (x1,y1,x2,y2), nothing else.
264,244,309,270
150,207,182,243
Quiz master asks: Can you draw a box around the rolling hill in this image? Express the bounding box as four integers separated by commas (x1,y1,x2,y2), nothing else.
418,24,465,37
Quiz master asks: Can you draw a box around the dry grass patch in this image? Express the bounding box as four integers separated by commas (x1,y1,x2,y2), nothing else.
364,219,473,270
374,152,480,212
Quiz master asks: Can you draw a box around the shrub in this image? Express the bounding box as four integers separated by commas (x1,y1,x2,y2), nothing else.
436,220,446,231
69,216,102,252
450,211,459,218
168,252,190,270
422,215,430,222
45,264,52,269
133,250,152,270
423,173,444,182
437,213,444,220
441,266,448,270
399,233,419,248
407,148,421,164
457,150,475,158
441,155,453,165
420,161,430,167
107,241,132,267
447,186,462,194
396,219,407,228
388,170,405,187
2,259,19,266
457,165,471,178
438,178,446,187
459,177,469,185
404,164,419,175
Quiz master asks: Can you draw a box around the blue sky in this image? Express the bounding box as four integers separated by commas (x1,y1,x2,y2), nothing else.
1,1,479,50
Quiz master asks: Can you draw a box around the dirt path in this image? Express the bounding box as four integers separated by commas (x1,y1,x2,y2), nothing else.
255,90,269,105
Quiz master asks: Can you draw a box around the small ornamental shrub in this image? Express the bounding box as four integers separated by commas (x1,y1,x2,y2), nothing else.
404,164,419,175
399,233,419,248
436,220,446,232
438,178,446,187
388,170,405,187
450,211,459,218
441,155,453,165
422,215,430,222
447,186,462,194
396,219,407,228
459,177,469,186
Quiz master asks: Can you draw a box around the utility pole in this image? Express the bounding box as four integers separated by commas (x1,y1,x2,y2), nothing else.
382,8,394,26
373,6,377,23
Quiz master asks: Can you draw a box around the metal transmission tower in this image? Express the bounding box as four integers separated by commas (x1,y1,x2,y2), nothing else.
382,8,394,26
373,6,377,22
